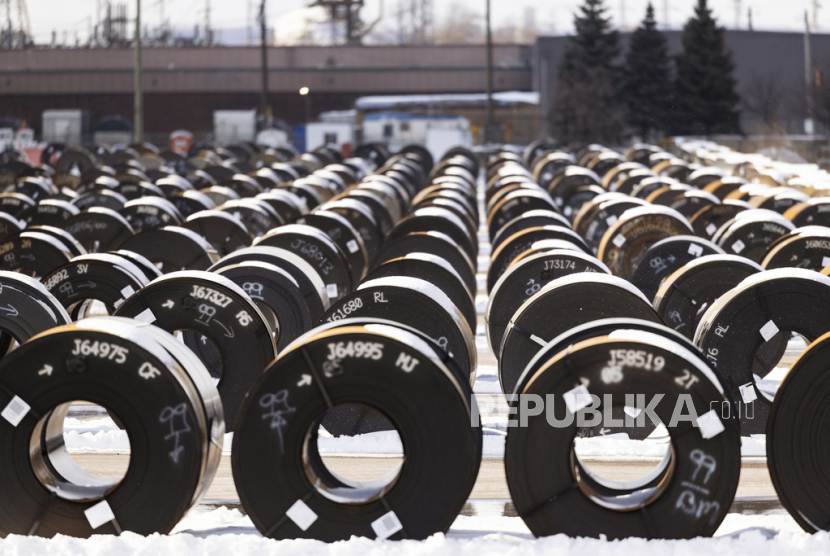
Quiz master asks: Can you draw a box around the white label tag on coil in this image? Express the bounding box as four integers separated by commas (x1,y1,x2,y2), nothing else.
697,409,725,439
731,239,746,254
563,384,592,413
285,499,318,531
688,244,704,257
823,256,830,269
759,320,779,342
564,206,573,217
606,215,618,227
134,308,156,323
346,239,359,254
371,510,403,540
326,284,338,298
612,234,626,248
1,395,30,427
705,223,718,237
529,334,547,346
739,383,757,403
114,285,136,309
84,500,115,529
554,197,564,207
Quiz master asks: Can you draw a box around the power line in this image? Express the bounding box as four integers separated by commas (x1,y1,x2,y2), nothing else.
1,0,33,49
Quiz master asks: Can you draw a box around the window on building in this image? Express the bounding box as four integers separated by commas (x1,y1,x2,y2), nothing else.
324,132,338,145
400,121,411,132
383,124,394,138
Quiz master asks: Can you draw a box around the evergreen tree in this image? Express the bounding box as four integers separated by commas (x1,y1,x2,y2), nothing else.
672,0,741,135
622,4,673,139
568,0,620,71
550,0,624,145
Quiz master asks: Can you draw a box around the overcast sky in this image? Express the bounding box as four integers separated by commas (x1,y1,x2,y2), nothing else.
21,0,824,44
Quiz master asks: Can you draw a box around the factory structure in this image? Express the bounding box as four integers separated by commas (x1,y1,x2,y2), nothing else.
1,22,829,148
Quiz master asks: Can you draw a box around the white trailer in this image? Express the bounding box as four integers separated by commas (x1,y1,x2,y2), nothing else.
361,112,470,153
42,110,85,145
213,110,257,145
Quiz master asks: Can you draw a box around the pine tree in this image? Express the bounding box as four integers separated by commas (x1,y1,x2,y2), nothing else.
550,0,624,145
622,4,673,139
672,0,741,135
568,0,620,71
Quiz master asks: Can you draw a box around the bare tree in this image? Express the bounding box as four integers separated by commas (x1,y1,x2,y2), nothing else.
741,72,799,134
432,2,483,44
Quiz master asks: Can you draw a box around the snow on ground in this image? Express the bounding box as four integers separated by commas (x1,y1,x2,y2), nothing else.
674,138,830,190
0,506,825,555
63,417,131,453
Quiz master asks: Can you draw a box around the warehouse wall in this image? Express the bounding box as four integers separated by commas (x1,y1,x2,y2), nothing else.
0,44,532,135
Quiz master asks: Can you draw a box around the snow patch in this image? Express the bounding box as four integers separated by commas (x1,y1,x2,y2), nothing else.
0,507,822,555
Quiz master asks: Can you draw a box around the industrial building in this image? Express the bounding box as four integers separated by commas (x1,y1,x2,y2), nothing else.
0,44,532,143
1,30,829,145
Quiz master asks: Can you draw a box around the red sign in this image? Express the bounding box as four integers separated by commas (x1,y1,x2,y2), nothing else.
169,130,194,155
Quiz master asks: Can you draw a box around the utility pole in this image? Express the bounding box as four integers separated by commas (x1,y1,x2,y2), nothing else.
346,1,354,44
260,0,269,123
484,0,494,140
805,11,815,136
134,0,143,143
204,0,211,46
5,0,12,49
160,0,168,41
300,87,311,123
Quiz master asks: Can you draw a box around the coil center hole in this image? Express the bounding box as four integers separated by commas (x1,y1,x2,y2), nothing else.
250,300,280,341
571,422,675,511
755,333,807,403
303,403,404,505
29,400,130,502
179,331,223,382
